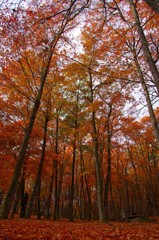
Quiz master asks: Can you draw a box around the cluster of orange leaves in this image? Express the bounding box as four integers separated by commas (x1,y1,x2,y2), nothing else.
0,218,159,240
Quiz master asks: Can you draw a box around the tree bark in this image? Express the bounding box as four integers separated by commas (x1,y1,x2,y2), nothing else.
144,0,159,15
133,49,159,149
20,177,28,218
53,109,59,220
128,0,159,96
25,115,48,218
0,63,51,219
88,68,105,222
0,0,90,219
45,174,54,219
69,95,78,221
104,104,112,219
37,181,41,220
69,140,76,221
79,143,92,220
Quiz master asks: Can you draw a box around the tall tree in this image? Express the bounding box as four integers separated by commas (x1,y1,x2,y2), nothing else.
0,0,90,219
128,0,159,96
25,109,50,218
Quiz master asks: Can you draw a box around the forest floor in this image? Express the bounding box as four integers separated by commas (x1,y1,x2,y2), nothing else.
0,217,159,240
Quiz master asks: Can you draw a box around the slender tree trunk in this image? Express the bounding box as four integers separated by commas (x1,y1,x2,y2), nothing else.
79,143,92,220
133,52,159,149
0,1,90,219
69,137,77,221
45,174,54,219
56,146,66,219
58,146,66,219
88,68,105,222
109,180,116,220
54,109,59,220
127,143,143,214
57,163,64,219
37,180,41,220
0,58,51,219
79,150,86,220
146,155,157,215
128,0,159,95
153,154,159,184
138,143,157,215
104,104,112,219
19,176,25,218
92,115,104,221
143,0,159,15
124,176,131,216
10,182,21,219
53,159,58,220
25,115,49,218
20,176,28,218
69,93,79,221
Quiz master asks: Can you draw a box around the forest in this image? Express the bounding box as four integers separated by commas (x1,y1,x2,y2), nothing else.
0,0,159,227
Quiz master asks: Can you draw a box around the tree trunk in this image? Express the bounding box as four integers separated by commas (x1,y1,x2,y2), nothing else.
79,143,92,220
10,182,21,219
0,1,90,219
69,93,79,221
88,68,105,222
53,109,59,220
138,143,157,215
20,177,28,218
128,0,159,96
143,0,159,15
45,174,54,219
133,50,159,149
37,181,41,220
127,144,143,214
57,162,64,219
25,115,48,218
104,104,112,219
0,64,50,219
69,136,77,221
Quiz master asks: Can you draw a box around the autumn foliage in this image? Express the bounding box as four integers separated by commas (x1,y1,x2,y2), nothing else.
1,218,159,240
0,0,159,233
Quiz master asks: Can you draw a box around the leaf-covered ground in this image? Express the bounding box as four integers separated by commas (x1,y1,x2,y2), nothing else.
0,218,159,240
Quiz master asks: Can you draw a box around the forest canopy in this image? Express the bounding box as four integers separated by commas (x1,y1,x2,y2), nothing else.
0,0,159,222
